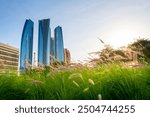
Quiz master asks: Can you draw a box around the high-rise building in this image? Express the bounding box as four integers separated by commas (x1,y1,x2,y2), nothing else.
50,37,55,64
64,48,71,64
0,43,19,73
38,19,51,66
54,26,64,63
20,19,34,70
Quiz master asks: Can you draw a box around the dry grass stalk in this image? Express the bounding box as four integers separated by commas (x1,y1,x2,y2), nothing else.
88,79,95,85
72,80,80,87
83,87,89,92
31,80,44,84
24,88,30,94
68,73,83,80
26,79,44,84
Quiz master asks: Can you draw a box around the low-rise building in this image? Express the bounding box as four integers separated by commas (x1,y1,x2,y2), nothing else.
64,48,71,64
0,43,19,73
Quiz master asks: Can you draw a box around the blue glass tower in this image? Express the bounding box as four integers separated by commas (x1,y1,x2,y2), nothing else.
20,19,34,70
50,37,55,63
38,19,50,66
54,26,64,62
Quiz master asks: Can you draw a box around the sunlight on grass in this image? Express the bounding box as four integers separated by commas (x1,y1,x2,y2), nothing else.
0,63,150,100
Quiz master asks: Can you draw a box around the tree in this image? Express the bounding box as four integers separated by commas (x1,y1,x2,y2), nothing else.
128,38,150,63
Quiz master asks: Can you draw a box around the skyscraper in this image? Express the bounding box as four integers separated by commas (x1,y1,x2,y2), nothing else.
20,19,33,70
38,19,51,66
50,37,55,64
54,26,64,62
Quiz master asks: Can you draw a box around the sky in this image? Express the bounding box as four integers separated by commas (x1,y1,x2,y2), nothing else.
0,0,150,62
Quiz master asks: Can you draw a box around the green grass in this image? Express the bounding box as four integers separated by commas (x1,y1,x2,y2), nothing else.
0,63,150,100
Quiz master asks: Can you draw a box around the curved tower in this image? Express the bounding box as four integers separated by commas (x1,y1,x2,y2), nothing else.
54,26,64,62
20,19,34,70
38,19,50,66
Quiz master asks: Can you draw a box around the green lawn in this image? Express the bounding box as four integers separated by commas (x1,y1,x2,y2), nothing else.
0,63,150,100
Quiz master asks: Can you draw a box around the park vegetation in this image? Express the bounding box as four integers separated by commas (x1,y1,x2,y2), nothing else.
0,38,150,100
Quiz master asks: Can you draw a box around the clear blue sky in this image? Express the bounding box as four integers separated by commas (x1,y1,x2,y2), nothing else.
0,0,150,62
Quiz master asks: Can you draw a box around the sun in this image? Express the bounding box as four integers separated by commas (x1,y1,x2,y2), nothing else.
105,28,138,49
103,22,141,49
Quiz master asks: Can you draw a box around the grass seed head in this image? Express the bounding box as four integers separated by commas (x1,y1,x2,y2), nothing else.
72,80,80,87
68,73,83,80
98,94,102,100
88,79,95,85
24,88,30,94
83,87,89,92
31,80,44,84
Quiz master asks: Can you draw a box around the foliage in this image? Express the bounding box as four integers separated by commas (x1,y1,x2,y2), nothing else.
93,38,150,65
0,63,150,100
99,45,127,63
128,38,150,63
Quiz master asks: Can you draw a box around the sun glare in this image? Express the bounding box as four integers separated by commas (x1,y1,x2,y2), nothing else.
105,29,138,49
110,30,137,48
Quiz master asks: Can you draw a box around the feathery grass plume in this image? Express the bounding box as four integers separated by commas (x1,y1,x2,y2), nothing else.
88,79,95,85
72,80,80,87
32,80,44,84
48,65,55,70
24,88,30,94
98,37,105,44
98,94,102,100
37,63,45,70
111,55,125,61
83,87,89,92
68,73,83,80
26,79,44,84
38,66,45,70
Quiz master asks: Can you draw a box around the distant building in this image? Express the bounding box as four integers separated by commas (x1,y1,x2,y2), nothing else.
50,37,55,64
64,48,71,64
38,19,51,66
19,19,67,68
0,43,19,72
20,19,34,70
54,26,64,62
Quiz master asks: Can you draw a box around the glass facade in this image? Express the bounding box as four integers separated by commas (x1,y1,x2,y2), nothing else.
54,26,64,62
20,19,33,70
38,19,50,66
50,37,55,63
